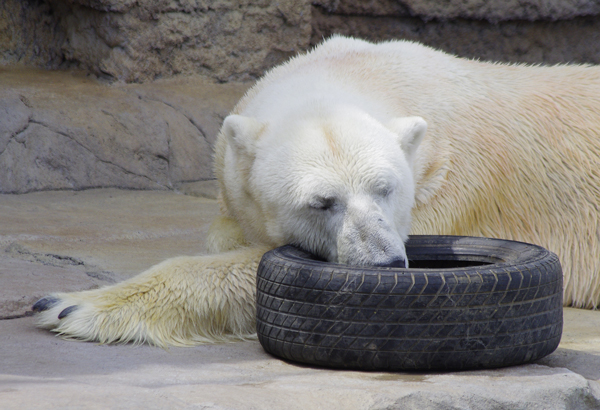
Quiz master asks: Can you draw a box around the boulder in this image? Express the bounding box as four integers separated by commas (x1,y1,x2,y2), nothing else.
0,68,249,193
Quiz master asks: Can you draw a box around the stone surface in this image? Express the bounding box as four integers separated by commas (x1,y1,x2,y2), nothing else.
0,0,69,71
1,0,312,82
311,8,600,66
4,4,600,195
0,188,599,409
0,67,249,193
314,0,600,21
4,1,600,83
0,188,219,318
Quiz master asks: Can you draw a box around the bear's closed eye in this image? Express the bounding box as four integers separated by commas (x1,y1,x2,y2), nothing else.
310,197,336,211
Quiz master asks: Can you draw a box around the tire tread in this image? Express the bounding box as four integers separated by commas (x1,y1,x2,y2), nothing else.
256,236,563,370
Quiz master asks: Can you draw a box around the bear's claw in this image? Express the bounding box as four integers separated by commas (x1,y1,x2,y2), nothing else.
58,305,79,319
32,296,61,312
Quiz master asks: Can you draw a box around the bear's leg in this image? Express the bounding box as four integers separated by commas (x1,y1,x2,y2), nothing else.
206,215,250,253
32,246,270,346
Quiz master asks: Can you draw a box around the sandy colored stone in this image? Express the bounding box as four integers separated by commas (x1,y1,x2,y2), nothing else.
0,189,219,318
0,311,597,409
0,188,599,409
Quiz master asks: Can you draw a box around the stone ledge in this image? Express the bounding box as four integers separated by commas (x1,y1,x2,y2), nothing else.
0,188,598,409
0,67,249,193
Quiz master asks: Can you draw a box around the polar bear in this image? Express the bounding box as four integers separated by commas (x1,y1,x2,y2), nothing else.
33,36,600,346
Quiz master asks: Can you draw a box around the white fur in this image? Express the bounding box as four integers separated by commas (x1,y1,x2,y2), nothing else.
35,36,600,346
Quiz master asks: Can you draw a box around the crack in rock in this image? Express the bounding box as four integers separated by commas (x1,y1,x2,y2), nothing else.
0,311,35,321
5,243,85,268
85,271,117,283
143,96,209,142
0,123,30,156
0,94,33,156
28,119,170,189
4,244,117,283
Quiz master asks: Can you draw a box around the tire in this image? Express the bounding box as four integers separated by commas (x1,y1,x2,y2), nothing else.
256,235,563,371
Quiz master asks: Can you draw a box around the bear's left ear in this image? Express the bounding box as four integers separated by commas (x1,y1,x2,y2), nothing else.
387,116,427,166
222,114,265,158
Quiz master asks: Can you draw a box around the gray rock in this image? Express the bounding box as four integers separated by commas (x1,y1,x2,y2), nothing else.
403,0,600,22
1,0,312,83
311,7,600,66
0,68,248,193
0,94,32,155
4,0,600,84
0,329,598,410
315,0,600,22
0,256,107,319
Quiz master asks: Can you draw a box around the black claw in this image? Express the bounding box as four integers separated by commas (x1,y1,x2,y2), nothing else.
32,296,61,312
58,305,78,319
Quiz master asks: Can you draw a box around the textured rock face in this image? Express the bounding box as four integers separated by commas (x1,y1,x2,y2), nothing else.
61,0,312,82
1,0,312,82
314,0,600,21
3,1,600,193
3,1,600,83
311,8,600,66
0,68,248,193
0,0,68,70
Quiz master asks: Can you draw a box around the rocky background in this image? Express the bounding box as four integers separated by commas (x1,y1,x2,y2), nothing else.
2,0,600,193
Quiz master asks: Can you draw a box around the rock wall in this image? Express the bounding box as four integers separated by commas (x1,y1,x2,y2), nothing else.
314,0,600,21
0,0,68,70
3,1,600,83
312,5,600,66
2,1,600,193
1,0,312,83
0,68,248,193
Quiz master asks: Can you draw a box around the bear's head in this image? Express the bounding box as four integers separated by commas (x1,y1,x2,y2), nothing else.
220,105,426,268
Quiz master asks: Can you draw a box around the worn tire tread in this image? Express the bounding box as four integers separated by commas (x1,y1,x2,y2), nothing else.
256,235,563,370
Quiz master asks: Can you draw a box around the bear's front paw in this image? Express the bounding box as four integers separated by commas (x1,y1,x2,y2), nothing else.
31,249,266,346
33,296,79,318
32,295,61,313
32,294,84,331
32,290,146,344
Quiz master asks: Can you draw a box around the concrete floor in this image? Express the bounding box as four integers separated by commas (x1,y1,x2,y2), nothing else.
1,188,599,409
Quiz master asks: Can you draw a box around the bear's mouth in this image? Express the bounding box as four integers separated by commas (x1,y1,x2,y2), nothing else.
289,244,497,269
406,259,494,269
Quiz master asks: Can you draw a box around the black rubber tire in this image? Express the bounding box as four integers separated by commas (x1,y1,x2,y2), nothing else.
256,235,563,371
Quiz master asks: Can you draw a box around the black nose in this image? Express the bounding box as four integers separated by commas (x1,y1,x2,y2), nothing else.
376,258,406,268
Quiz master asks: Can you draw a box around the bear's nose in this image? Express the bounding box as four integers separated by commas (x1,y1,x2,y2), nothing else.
375,258,407,268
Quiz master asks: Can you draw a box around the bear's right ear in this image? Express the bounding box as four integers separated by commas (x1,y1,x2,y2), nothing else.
222,115,265,157
387,116,427,166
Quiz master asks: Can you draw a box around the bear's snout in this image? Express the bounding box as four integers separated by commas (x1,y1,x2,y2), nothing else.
336,200,407,267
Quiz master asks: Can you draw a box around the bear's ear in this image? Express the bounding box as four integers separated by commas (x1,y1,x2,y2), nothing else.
387,116,427,166
222,114,265,157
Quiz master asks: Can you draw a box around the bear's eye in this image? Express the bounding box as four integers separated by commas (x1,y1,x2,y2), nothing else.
376,185,394,198
309,196,335,211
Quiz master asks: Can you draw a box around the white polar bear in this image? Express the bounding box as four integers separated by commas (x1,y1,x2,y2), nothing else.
34,36,600,346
